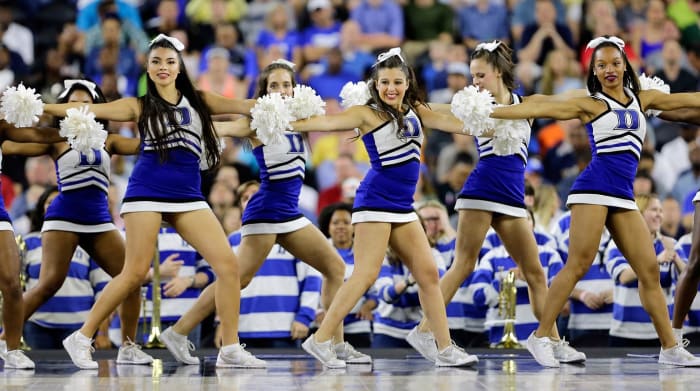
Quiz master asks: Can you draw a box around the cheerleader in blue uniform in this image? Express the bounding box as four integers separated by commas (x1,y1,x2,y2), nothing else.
413,41,584,366
0,121,65,369
43,34,261,369
291,48,478,367
158,60,368,366
0,80,152,365
490,35,700,367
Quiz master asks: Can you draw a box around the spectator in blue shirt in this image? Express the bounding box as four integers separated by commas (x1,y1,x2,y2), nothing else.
349,0,404,53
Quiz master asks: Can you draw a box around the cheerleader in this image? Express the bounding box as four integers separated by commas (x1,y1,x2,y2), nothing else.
489,35,700,366
43,34,260,369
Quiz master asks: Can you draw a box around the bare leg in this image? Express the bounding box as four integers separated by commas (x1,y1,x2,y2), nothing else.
494,216,560,339
169,209,241,346
607,210,676,348
673,202,700,329
390,221,451,350
22,231,78,320
314,222,390,343
0,231,22,350
78,212,161,338
534,204,607,339
82,230,141,342
278,225,347,342
418,209,491,333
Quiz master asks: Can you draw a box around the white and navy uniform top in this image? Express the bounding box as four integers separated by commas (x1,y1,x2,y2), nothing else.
605,236,680,339
568,88,646,209
23,232,111,329
372,249,446,339
352,107,423,224
0,149,12,231
121,95,210,214
241,130,311,236
552,211,613,331
231,231,322,339
333,240,375,335
675,234,700,334
438,237,487,333
43,147,115,233
469,244,563,345
456,93,530,218
139,226,214,324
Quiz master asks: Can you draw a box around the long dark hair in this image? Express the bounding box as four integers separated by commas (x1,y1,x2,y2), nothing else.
30,186,59,232
586,37,640,95
54,80,109,131
366,54,426,139
471,41,516,93
318,202,353,238
138,38,220,168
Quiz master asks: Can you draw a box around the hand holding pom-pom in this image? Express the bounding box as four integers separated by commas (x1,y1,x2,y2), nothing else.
250,93,294,145
450,86,496,136
639,73,670,117
0,83,44,127
339,81,371,109
287,85,325,120
59,106,108,153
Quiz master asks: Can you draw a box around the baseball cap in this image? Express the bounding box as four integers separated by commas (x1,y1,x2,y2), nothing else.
446,62,469,77
307,0,331,12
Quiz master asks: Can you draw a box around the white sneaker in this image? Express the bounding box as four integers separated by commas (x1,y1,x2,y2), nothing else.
434,343,479,367
301,334,346,369
216,343,266,368
334,342,372,364
161,327,200,365
0,339,6,361
526,332,559,368
4,350,35,369
659,339,700,366
406,326,438,362
63,331,98,369
117,339,154,365
553,339,586,363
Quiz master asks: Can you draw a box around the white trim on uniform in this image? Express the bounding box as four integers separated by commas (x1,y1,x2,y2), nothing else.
351,211,418,224
241,216,311,237
0,221,13,231
567,194,637,210
120,201,210,214
455,199,527,217
42,221,116,233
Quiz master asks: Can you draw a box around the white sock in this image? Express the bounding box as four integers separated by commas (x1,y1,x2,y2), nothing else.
673,328,684,341
76,331,92,343
221,343,241,353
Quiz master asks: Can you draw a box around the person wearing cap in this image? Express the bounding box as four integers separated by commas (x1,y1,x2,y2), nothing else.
429,62,470,104
301,0,342,67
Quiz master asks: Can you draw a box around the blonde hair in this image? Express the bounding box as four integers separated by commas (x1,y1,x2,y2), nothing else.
635,193,659,212
533,184,560,229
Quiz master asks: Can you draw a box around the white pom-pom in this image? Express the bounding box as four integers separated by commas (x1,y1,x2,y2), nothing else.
491,118,530,156
250,93,294,145
59,106,108,153
450,86,496,136
639,73,670,117
287,85,325,120
0,83,44,127
339,81,371,109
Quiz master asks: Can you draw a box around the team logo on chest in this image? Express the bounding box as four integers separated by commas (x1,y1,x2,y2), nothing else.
401,116,421,139
612,109,640,131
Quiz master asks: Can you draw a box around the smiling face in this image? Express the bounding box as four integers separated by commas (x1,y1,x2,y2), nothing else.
147,47,181,87
470,57,501,96
593,46,626,90
266,68,294,97
375,67,408,109
642,197,663,234
329,209,353,248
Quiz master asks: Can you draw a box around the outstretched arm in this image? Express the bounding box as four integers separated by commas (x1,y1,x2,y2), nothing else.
44,97,139,122
1,141,51,156
642,90,700,113
657,108,700,125
105,133,141,156
0,121,65,143
202,91,256,116
417,105,473,135
291,105,368,133
214,118,254,138
491,96,592,121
